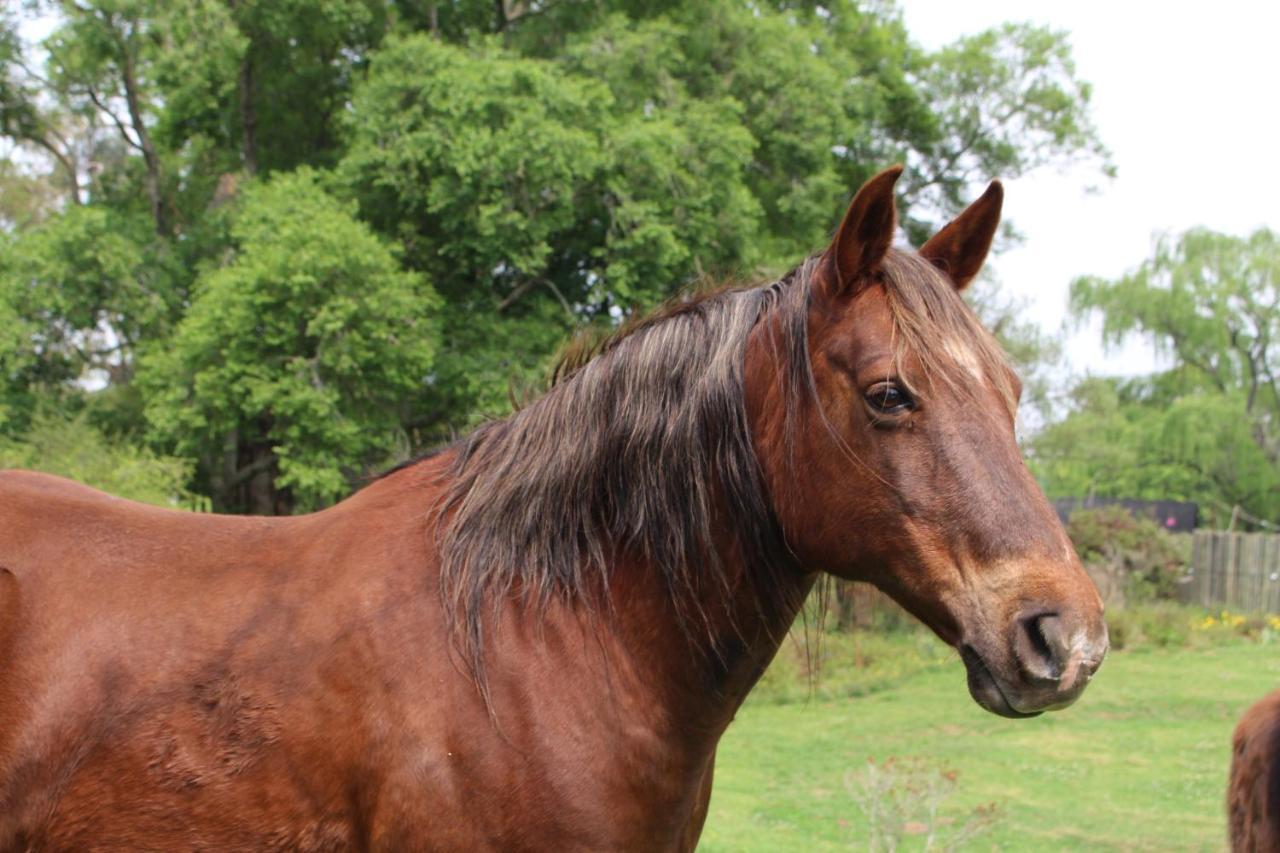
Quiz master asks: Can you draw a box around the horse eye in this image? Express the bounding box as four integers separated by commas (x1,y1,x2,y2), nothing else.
865,382,913,414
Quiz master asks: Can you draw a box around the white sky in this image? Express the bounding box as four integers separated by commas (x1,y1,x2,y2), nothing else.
898,0,1280,378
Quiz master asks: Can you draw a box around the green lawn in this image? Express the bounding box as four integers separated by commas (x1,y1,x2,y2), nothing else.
701,640,1280,851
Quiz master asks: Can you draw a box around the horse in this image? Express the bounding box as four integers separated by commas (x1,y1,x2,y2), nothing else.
0,166,1107,850
1230,689,1280,851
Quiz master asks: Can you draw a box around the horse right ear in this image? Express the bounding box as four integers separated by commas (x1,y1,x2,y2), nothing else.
826,165,903,294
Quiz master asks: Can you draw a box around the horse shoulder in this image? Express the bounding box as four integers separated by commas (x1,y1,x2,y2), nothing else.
1229,689,1280,852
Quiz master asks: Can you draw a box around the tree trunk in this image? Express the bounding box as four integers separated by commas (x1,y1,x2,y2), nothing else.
238,54,258,175
113,18,172,237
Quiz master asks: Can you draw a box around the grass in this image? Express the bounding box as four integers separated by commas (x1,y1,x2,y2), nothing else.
700,633,1280,851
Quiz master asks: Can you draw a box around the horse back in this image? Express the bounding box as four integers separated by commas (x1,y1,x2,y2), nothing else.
1230,689,1280,852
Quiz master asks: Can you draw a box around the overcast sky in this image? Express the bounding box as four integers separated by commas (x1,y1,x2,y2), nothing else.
898,0,1280,378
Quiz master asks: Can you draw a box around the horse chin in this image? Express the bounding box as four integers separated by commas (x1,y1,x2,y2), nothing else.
959,645,1042,720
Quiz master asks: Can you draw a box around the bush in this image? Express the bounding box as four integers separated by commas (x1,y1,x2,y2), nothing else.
0,410,197,508
1103,603,1280,651
1066,506,1189,603
827,580,919,633
1104,603,1191,650
845,756,1004,852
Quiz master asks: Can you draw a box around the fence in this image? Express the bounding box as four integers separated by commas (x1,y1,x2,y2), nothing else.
1183,531,1280,613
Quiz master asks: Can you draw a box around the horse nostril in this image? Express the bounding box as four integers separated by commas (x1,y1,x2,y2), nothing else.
1015,612,1065,683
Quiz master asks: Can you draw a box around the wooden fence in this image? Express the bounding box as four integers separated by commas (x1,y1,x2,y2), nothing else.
1183,531,1280,613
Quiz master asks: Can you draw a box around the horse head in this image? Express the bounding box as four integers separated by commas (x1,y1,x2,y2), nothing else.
748,167,1108,717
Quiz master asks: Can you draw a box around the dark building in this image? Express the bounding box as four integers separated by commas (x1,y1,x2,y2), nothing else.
1052,497,1199,533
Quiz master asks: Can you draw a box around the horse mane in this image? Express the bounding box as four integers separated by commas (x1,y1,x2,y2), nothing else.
431,247,1015,688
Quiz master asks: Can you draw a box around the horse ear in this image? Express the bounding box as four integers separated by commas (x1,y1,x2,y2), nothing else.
828,165,903,292
919,180,1003,291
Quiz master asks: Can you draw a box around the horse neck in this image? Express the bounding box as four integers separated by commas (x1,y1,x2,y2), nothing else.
597,530,816,744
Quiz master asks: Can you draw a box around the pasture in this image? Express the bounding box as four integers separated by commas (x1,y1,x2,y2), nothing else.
702,636,1280,851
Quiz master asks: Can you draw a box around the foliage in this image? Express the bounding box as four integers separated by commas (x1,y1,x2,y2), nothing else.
0,409,193,507
0,0,1110,511
1102,602,1193,651
1037,228,1280,526
902,21,1112,244
0,154,62,231
140,171,437,512
753,624,952,706
1065,506,1189,603
0,203,175,430
1072,229,1280,416
1099,603,1280,652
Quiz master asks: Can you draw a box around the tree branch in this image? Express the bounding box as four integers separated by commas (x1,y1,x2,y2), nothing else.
84,87,144,152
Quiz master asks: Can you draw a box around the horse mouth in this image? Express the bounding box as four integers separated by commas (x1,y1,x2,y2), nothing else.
959,645,1042,719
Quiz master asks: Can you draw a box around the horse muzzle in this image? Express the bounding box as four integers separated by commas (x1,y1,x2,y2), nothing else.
960,608,1109,718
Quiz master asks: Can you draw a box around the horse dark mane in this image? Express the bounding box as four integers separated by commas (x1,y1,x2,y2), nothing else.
430,248,1015,685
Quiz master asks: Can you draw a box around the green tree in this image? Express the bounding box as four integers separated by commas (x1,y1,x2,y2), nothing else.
140,171,439,513
900,22,1112,244
1034,228,1280,524
0,10,84,206
0,204,176,430
2,0,1110,512
341,3,1109,436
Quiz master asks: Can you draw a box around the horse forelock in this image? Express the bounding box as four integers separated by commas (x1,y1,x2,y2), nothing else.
877,249,1019,418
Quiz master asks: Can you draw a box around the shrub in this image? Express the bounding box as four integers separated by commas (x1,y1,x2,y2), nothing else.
0,410,197,508
1066,506,1189,603
1104,603,1191,650
845,756,1003,852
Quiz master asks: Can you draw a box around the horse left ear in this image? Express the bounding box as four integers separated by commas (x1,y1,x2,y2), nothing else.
919,180,1003,291
828,165,903,293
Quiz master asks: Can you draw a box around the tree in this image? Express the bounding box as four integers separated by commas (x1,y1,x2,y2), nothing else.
140,171,439,513
900,22,1113,244
1072,228,1280,423
0,203,175,430
2,0,1111,512
150,0,389,177
0,11,84,206
1033,228,1280,525
341,2,1110,437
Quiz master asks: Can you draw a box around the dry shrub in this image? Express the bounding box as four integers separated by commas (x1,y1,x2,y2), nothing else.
845,756,1003,852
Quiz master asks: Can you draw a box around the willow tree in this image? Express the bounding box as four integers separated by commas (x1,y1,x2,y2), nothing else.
1034,228,1280,524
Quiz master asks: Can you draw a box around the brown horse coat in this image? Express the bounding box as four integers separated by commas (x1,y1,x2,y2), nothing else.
1,463,745,849
1230,689,1280,852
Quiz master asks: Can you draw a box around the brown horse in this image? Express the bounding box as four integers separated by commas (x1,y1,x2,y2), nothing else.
1230,689,1280,851
0,167,1107,850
